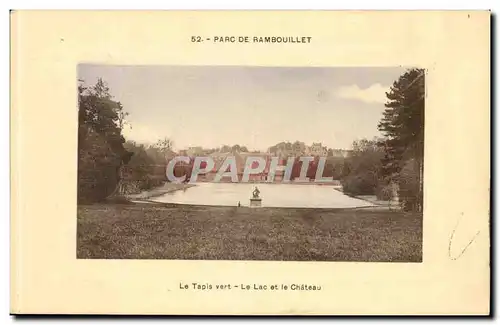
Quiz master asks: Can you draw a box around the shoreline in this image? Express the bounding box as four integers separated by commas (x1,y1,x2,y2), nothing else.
181,180,342,186
111,200,399,212
126,182,196,201
333,187,400,210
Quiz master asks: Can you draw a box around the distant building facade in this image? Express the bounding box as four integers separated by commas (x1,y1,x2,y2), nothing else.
187,146,204,156
306,142,328,157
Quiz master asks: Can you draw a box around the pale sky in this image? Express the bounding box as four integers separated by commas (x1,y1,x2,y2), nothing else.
78,65,407,151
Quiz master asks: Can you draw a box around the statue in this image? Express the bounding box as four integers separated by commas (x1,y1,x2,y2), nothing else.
250,186,262,208
252,186,260,199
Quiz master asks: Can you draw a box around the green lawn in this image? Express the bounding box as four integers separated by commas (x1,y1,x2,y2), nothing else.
77,203,422,262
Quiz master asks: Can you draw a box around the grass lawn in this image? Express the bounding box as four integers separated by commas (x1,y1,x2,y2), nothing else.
77,203,422,262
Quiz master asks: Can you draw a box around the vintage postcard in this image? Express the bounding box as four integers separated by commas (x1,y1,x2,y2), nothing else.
11,11,490,315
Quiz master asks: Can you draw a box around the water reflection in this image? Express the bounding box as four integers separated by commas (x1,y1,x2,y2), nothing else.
151,183,375,209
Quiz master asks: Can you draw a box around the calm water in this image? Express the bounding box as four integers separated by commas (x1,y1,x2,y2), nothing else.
150,183,375,208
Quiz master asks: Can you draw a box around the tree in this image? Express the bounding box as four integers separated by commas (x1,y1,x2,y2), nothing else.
231,144,241,153
378,68,425,211
147,137,174,164
267,141,293,155
340,138,384,196
204,148,217,155
116,102,129,129
123,141,158,190
78,78,131,202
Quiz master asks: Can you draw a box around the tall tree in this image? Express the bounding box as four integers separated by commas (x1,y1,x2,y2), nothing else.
378,68,425,211
78,78,131,202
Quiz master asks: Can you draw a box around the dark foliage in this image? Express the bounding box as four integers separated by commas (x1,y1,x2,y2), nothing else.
77,79,129,203
378,68,425,211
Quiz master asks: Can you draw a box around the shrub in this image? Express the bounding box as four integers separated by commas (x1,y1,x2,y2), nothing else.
341,173,378,196
77,131,121,203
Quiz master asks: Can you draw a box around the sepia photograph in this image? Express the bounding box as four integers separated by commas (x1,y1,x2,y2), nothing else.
76,65,425,262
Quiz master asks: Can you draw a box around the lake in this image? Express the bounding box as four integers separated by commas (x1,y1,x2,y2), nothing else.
150,183,375,209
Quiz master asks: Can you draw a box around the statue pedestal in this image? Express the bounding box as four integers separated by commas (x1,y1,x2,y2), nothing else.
249,198,262,208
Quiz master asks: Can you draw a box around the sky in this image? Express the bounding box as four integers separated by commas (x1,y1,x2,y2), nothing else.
78,65,407,151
